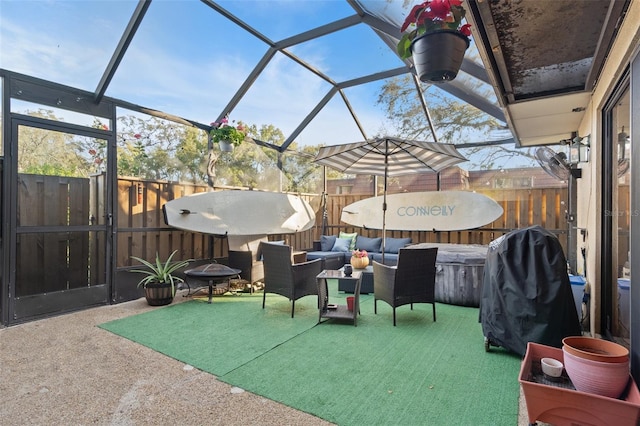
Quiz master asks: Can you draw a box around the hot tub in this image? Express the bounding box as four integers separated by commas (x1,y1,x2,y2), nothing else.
409,243,488,307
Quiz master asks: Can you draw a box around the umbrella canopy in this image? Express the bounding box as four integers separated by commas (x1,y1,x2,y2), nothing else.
314,137,468,260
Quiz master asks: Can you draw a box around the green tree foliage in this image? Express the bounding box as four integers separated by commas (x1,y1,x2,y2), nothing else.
17,109,100,177
117,115,205,181
212,123,322,193
176,126,209,183
378,74,501,142
17,109,324,192
377,74,538,169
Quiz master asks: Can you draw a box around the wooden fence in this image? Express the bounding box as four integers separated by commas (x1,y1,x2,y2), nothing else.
15,174,570,274
321,187,569,251
92,178,573,266
115,178,319,267
15,174,95,296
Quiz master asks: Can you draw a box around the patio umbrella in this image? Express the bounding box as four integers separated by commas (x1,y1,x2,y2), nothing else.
314,136,468,261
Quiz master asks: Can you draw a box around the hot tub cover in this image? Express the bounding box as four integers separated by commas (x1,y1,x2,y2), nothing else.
480,225,581,356
409,243,488,264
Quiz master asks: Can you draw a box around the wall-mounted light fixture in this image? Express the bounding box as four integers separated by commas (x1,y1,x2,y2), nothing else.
618,127,630,160
570,133,590,164
618,127,630,176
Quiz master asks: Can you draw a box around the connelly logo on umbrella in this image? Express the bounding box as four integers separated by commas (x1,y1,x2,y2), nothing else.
397,205,456,216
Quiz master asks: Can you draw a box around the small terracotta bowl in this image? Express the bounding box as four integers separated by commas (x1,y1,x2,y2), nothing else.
562,336,629,363
541,357,564,377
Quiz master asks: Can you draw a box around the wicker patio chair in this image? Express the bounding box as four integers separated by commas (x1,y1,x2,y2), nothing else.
227,235,267,284
260,242,322,318
373,247,438,326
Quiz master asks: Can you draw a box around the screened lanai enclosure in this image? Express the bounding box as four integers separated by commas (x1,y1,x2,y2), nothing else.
0,0,509,325
0,0,638,383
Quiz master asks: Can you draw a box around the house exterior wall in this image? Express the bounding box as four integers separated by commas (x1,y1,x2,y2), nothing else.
575,0,640,337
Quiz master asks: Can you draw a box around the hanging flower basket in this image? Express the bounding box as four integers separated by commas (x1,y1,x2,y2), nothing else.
410,29,469,83
396,0,472,83
210,115,246,152
218,140,234,152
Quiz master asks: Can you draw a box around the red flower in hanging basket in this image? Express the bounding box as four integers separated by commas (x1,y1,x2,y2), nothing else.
397,0,472,59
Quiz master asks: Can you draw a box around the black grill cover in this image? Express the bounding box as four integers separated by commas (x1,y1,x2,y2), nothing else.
480,225,581,356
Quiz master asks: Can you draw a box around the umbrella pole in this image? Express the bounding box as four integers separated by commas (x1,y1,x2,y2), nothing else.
382,141,389,263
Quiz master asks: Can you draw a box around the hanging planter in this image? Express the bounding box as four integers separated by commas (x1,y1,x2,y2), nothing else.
410,30,469,83
218,140,234,152
210,114,247,153
397,0,472,83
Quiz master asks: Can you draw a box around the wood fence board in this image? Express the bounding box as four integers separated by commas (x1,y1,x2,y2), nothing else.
68,177,90,287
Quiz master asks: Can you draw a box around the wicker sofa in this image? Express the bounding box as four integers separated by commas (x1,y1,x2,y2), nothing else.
305,234,411,294
306,234,412,269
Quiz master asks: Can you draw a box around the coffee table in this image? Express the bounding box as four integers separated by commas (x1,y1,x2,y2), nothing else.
316,269,362,326
339,265,373,294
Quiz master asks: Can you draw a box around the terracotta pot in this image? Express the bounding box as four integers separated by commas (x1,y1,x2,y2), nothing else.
563,348,630,398
350,256,369,269
562,336,629,363
410,30,470,83
144,282,174,306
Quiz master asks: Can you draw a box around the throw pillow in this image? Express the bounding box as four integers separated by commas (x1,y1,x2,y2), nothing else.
320,235,336,251
355,236,382,253
339,231,358,251
331,237,352,252
384,237,412,254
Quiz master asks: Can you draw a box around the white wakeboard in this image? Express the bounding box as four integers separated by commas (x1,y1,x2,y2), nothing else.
163,190,315,235
341,191,503,231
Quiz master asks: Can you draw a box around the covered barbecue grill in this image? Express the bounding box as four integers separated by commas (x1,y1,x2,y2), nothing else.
480,225,582,356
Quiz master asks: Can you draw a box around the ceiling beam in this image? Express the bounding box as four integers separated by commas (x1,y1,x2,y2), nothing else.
94,0,151,103
441,79,506,122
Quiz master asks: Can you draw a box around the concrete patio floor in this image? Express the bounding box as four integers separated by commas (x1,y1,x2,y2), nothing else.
1,289,531,425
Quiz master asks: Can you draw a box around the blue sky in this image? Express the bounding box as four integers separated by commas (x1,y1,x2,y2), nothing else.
0,0,541,169
0,0,411,146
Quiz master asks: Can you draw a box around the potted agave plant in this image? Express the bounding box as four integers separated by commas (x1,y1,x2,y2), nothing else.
210,114,247,152
397,0,472,83
131,250,191,306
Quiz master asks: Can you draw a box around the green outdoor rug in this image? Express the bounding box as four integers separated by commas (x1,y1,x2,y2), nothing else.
100,285,522,425
100,291,322,376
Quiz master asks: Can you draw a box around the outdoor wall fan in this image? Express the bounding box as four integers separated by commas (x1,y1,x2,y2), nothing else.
536,146,629,180
535,147,571,181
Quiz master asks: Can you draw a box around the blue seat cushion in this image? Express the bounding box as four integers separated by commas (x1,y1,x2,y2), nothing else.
319,235,336,251
306,251,345,261
355,236,382,253
331,237,352,252
370,252,399,265
383,237,412,253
